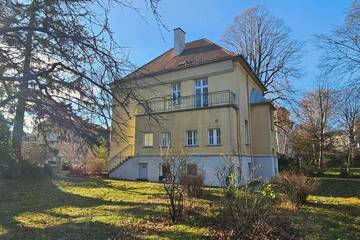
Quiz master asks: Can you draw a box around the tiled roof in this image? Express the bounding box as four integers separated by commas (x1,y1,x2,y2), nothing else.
122,38,235,80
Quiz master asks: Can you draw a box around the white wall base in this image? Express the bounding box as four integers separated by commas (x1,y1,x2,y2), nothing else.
253,156,279,182
109,155,278,187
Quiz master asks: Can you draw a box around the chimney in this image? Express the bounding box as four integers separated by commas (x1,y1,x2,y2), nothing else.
173,27,185,56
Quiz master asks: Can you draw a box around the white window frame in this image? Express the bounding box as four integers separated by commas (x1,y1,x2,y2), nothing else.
160,132,171,147
208,128,221,145
144,133,154,147
186,130,198,146
195,79,208,107
172,83,181,105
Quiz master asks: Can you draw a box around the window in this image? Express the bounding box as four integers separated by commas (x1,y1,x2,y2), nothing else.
248,162,253,175
195,79,208,107
162,164,170,179
187,164,198,176
186,130,198,146
160,132,171,147
208,128,221,145
172,83,181,105
244,120,249,145
144,133,153,147
237,167,242,183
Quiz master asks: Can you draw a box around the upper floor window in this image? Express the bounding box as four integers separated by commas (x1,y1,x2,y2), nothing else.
244,120,249,145
195,79,208,107
160,132,171,147
186,130,198,146
208,128,221,145
172,83,181,105
144,133,154,147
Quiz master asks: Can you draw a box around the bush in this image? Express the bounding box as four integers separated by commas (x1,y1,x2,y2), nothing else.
179,170,205,198
272,170,318,207
83,152,106,176
213,186,296,240
19,160,44,179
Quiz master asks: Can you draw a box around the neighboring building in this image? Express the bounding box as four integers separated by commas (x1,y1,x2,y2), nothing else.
109,28,278,186
30,120,109,170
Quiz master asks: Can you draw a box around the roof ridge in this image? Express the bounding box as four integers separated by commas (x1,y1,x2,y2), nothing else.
201,38,236,56
118,38,237,82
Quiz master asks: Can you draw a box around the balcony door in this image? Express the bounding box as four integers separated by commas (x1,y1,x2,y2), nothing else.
195,79,208,107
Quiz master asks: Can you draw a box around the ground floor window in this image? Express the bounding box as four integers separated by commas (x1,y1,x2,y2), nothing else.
144,133,154,147
208,128,221,145
160,132,171,147
186,130,198,146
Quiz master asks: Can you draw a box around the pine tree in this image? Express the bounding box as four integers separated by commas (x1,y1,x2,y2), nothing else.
0,0,160,178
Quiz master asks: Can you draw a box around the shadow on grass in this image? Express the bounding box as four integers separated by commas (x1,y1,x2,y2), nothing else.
314,178,360,198
0,177,211,240
0,221,139,240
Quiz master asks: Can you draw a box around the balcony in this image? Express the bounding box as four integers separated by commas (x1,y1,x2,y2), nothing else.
137,90,237,115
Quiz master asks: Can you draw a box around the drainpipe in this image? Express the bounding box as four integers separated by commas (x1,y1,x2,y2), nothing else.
246,74,254,172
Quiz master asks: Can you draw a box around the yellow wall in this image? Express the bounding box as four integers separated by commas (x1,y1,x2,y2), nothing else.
250,103,277,156
110,58,274,159
135,107,238,155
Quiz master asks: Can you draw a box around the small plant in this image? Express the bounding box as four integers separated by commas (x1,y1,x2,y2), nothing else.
272,170,318,207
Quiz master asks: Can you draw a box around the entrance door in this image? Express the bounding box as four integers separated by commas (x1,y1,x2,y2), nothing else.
138,163,148,180
195,79,208,107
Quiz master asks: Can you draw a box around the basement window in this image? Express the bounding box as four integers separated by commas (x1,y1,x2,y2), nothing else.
187,164,198,176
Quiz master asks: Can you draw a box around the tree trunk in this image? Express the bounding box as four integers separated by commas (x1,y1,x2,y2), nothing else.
9,1,36,178
347,131,355,172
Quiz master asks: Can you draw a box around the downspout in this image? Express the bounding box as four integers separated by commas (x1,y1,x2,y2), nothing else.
246,74,254,166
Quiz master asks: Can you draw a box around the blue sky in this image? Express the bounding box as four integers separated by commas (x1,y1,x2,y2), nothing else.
108,0,352,93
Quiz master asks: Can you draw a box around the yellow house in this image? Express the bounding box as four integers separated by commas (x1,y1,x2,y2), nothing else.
109,28,278,186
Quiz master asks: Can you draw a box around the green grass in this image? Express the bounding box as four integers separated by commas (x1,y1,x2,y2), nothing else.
323,168,360,177
0,177,359,240
291,178,360,240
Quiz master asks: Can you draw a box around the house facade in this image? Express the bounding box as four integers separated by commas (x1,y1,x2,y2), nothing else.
109,28,278,186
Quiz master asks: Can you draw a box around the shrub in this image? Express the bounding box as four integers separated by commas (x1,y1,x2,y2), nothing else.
213,186,296,240
19,160,44,179
272,170,318,207
83,152,106,176
179,170,205,198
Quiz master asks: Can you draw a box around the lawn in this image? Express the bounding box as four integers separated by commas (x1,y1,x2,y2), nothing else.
323,168,360,177
0,177,359,240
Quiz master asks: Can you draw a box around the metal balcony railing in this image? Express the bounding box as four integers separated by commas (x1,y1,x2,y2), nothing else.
137,90,236,115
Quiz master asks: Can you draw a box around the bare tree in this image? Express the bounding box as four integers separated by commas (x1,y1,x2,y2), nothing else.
336,88,360,171
296,81,335,169
221,5,303,102
160,147,188,223
0,0,162,178
275,107,294,156
316,0,360,88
